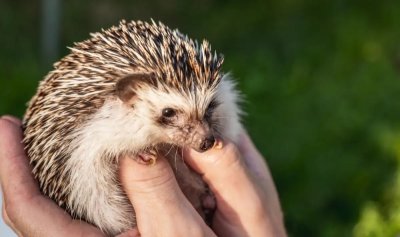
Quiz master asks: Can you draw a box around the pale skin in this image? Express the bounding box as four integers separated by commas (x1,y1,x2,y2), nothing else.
0,115,287,237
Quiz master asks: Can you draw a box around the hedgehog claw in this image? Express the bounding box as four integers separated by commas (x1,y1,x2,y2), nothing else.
136,150,157,166
213,138,223,149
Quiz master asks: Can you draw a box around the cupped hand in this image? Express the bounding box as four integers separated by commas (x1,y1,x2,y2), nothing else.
0,114,287,237
0,116,138,237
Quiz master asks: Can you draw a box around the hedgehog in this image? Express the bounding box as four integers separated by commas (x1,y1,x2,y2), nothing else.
22,20,242,235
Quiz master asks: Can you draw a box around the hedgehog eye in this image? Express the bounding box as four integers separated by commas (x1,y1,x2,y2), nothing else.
162,108,176,118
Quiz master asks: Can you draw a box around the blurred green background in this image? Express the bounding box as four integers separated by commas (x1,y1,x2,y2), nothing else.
1,0,400,236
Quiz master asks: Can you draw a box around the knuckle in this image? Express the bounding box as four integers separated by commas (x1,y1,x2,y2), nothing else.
2,206,10,225
3,205,17,225
3,194,27,223
4,199,17,221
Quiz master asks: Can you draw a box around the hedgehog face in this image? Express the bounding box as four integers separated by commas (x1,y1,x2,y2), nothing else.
157,98,221,152
116,73,220,152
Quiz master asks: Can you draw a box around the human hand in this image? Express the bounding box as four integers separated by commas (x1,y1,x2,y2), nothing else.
183,133,287,237
0,115,286,237
0,116,138,237
119,132,287,237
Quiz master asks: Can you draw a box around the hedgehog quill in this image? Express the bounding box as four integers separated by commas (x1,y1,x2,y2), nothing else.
23,20,242,235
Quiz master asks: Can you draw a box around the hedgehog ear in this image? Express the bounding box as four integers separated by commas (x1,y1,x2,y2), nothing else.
116,73,154,103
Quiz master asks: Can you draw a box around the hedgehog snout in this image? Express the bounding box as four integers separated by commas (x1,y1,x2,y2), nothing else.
167,123,214,152
196,135,216,152
189,128,215,152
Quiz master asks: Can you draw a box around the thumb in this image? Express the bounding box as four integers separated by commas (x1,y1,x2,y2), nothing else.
183,139,246,187
118,155,212,236
182,139,262,222
119,155,183,210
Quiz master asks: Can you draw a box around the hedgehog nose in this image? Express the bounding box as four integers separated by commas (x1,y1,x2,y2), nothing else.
197,136,215,152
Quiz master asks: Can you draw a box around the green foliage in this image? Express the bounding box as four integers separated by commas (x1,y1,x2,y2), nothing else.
354,128,400,237
1,0,400,236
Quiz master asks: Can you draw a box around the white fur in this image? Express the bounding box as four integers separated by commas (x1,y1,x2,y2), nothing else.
64,75,242,235
67,100,148,234
215,74,243,142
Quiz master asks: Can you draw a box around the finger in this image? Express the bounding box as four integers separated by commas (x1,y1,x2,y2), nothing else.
236,132,271,180
184,136,286,237
183,139,268,220
183,139,248,188
119,155,214,236
0,118,39,201
119,155,193,213
236,133,283,217
8,195,106,237
119,155,183,202
183,134,275,194
0,115,22,126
